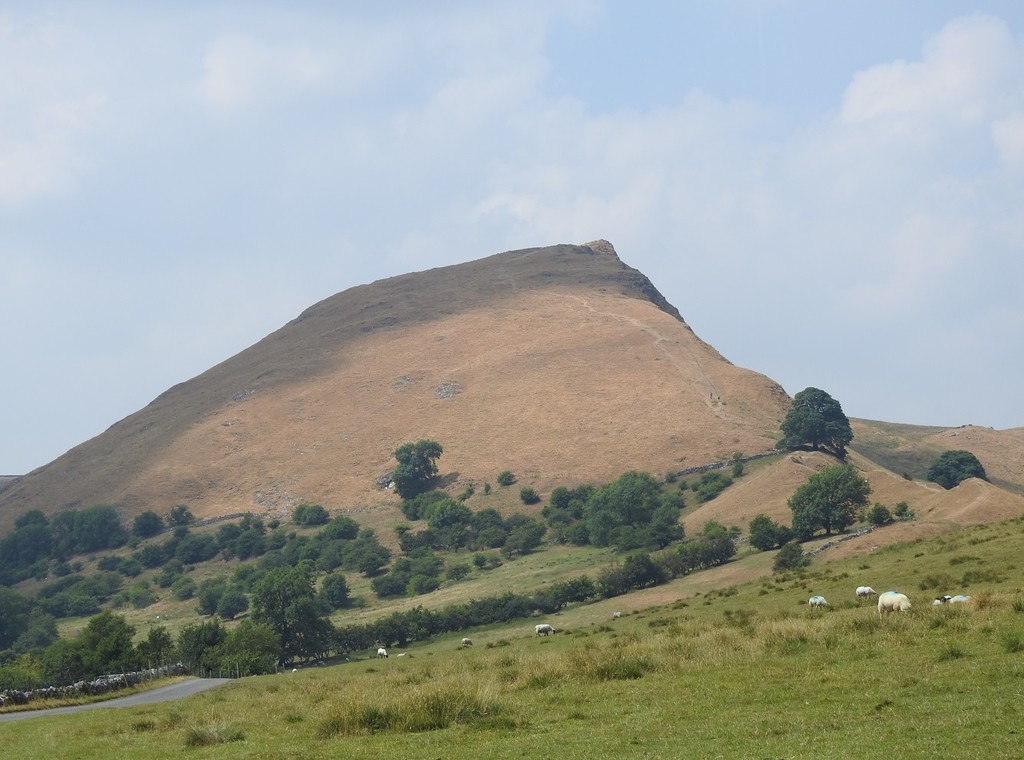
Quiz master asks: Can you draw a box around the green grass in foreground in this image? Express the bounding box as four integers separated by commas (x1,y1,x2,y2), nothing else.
7,519,1024,759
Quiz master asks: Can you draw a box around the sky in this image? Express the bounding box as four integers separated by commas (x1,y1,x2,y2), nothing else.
2,1,1022,475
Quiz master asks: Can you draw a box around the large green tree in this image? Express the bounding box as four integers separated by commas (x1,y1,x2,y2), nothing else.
392,439,444,499
926,450,988,489
584,471,683,550
779,387,853,457
251,565,333,664
788,464,871,540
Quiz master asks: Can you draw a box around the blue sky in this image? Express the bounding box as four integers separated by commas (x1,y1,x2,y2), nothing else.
2,1,1022,474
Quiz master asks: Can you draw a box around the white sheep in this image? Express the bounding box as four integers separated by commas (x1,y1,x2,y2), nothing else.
877,591,912,615
377,647,388,659
535,623,555,636
808,595,829,608
949,594,972,604
460,637,473,647
855,586,877,599
612,611,622,618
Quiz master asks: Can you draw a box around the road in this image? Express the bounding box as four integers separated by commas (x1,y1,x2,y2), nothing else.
0,678,232,722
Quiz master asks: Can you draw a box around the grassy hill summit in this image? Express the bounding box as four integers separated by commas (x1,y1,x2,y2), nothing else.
0,240,793,534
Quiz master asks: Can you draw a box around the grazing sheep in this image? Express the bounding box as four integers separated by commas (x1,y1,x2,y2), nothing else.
377,647,388,659
808,595,829,608
612,611,622,618
460,637,473,647
535,623,555,636
855,586,877,599
877,591,912,615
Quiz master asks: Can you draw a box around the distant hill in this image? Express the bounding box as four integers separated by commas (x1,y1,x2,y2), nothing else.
2,241,1022,544
0,241,792,535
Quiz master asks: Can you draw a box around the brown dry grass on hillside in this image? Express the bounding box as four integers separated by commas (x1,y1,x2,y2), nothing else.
682,448,1024,563
0,242,791,535
3,241,1022,553
130,287,788,535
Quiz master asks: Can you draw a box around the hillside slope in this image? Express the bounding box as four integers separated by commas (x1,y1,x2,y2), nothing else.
850,419,1024,496
0,241,791,534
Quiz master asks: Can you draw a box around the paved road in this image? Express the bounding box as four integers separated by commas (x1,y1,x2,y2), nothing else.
0,678,232,722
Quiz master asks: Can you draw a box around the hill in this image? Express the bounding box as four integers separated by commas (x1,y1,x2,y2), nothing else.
850,418,1024,496
0,240,791,535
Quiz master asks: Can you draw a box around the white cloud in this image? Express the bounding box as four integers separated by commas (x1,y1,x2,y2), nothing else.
992,112,1024,167
840,14,1018,126
196,33,337,111
0,13,106,207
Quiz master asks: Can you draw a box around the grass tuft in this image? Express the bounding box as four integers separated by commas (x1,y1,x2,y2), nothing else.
183,723,245,747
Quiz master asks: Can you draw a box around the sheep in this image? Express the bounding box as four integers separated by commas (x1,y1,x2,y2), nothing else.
612,611,622,618
933,594,970,605
808,595,829,608
460,637,473,647
877,591,912,615
855,586,877,599
377,647,388,659
535,623,555,636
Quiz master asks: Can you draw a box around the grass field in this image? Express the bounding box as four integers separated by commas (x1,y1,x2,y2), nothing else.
7,517,1024,758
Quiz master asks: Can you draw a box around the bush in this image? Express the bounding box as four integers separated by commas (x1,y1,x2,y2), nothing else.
692,471,733,503
866,503,893,526
446,564,471,582
293,503,330,526
519,486,540,504
773,541,810,572
132,511,164,538
927,450,987,489
496,471,516,487
893,501,914,519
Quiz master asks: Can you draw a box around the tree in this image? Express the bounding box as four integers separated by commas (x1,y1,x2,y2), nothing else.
926,450,988,489
319,572,351,610
392,439,444,499
584,471,682,550
137,625,174,665
779,387,853,457
216,586,250,620
218,620,280,676
503,518,547,557
788,464,871,540
866,503,893,526
252,565,333,664
132,511,164,538
168,504,195,527
177,620,228,672
748,514,793,551
78,611,139,675
292,503,330,526
773,540,810,572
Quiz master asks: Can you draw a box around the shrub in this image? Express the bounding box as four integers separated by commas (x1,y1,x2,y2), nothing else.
866,503,893,526
692,471,733,503
519,486,540,505
893,501,914,519
773,541,810,572
446,564,471,582
496,471,516,487
132,511,164,538
292,503,330,526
